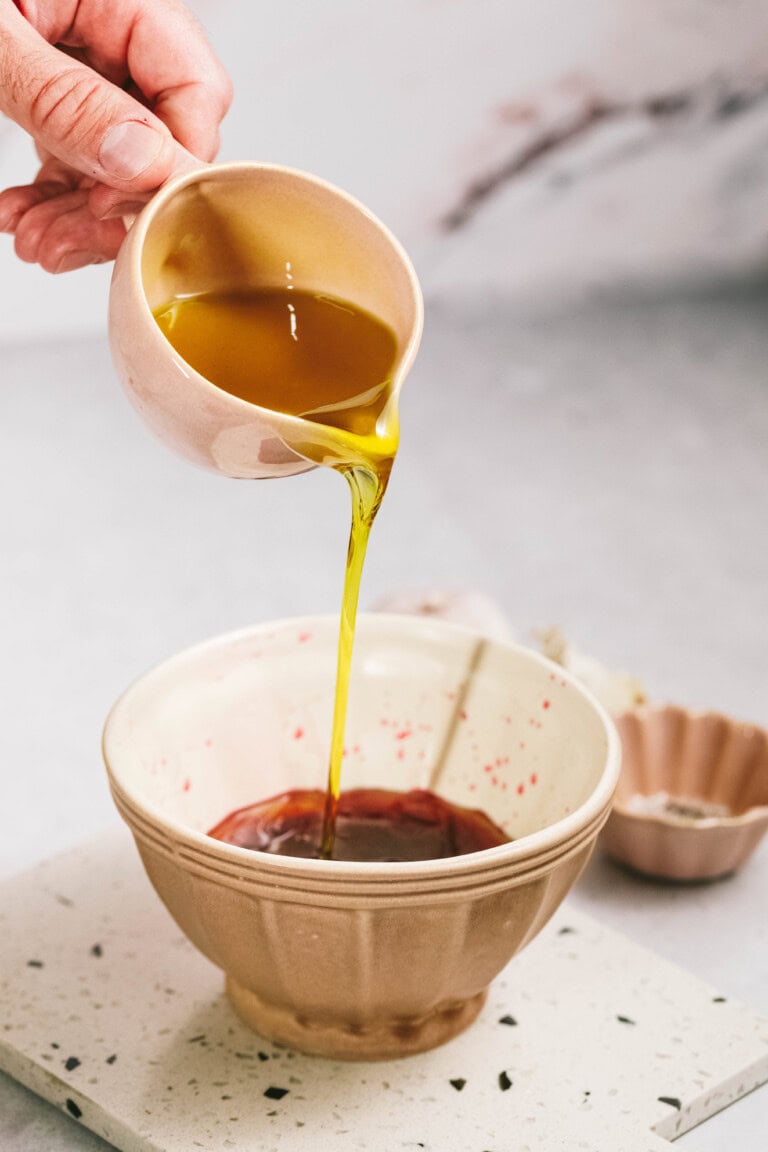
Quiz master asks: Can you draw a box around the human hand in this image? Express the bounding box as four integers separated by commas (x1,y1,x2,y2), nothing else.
0,0,232,272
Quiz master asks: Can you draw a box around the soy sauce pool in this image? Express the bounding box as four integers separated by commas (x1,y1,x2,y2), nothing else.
208,788,510,863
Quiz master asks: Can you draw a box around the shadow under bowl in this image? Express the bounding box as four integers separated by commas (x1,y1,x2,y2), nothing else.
103,614,620,1059
601,705,768,882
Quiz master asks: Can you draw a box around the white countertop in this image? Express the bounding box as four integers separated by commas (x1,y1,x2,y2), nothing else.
0,2,766,1148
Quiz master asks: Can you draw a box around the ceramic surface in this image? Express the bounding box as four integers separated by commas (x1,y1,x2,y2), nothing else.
102,614,620,1059
602,705,768,881
108,163,423,478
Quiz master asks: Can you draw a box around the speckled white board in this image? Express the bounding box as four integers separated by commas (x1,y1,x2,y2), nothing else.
0,832,765,1152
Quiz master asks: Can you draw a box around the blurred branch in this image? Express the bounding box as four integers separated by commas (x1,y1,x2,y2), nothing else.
441,76,768,232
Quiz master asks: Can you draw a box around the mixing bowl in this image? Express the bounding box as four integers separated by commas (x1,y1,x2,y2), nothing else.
103,615,620,1059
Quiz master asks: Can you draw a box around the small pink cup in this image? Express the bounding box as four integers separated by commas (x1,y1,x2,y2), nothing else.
108,162,423,478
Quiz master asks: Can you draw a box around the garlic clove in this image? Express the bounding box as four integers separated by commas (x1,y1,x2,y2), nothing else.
535,626,647,715
371,588,514,642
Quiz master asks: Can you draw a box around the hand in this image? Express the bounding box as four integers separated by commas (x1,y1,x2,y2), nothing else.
0,0,232,272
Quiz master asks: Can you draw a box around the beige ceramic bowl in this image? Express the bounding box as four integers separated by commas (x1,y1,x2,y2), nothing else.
103,615,620,1060
602,705,768,881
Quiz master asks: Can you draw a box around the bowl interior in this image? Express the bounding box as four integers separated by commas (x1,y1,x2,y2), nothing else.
104,615,615,845
614,707,768,819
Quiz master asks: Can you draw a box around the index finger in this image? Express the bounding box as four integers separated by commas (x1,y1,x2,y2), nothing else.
124,0,233,160
62,0,233,161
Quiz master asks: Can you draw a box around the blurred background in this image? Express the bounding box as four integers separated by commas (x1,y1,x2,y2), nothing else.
5,1,768,337
1,5,767,1148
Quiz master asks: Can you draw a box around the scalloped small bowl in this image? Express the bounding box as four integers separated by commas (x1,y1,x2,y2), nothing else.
103,614,620,1059
601,705,768,881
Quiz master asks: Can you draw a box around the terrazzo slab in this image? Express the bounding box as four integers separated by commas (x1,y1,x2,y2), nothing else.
0,832,766,1152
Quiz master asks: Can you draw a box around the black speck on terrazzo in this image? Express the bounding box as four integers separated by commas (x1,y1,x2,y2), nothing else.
65,1098,82,1119
264,1086,289,1100
498,1071,512,1091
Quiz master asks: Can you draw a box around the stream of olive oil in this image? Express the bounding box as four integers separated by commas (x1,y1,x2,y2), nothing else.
153,288,399,857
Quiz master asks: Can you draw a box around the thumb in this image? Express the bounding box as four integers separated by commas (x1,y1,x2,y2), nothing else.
0,14,177,191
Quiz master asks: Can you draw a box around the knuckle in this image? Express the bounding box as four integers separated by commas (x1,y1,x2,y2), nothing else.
28,60,108,154
216,69,234,117
196,56,233,120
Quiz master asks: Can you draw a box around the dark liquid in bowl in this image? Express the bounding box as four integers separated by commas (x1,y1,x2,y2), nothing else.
208,788,510,863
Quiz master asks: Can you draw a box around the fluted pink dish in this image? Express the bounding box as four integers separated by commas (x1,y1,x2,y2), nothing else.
602,705,768,881
103,615,620,1060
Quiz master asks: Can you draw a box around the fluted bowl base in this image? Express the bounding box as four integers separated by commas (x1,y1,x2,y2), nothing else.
226,977,488,1061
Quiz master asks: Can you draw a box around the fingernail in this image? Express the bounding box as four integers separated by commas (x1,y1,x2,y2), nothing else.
0,209,23,233
99,121,164,181
53,251,103,273
96,200,146,221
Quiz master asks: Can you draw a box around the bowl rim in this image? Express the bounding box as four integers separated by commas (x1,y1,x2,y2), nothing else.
610,703,768,829
102,613,621,880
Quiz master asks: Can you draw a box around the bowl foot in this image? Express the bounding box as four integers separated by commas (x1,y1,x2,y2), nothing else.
225,977,488,1061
